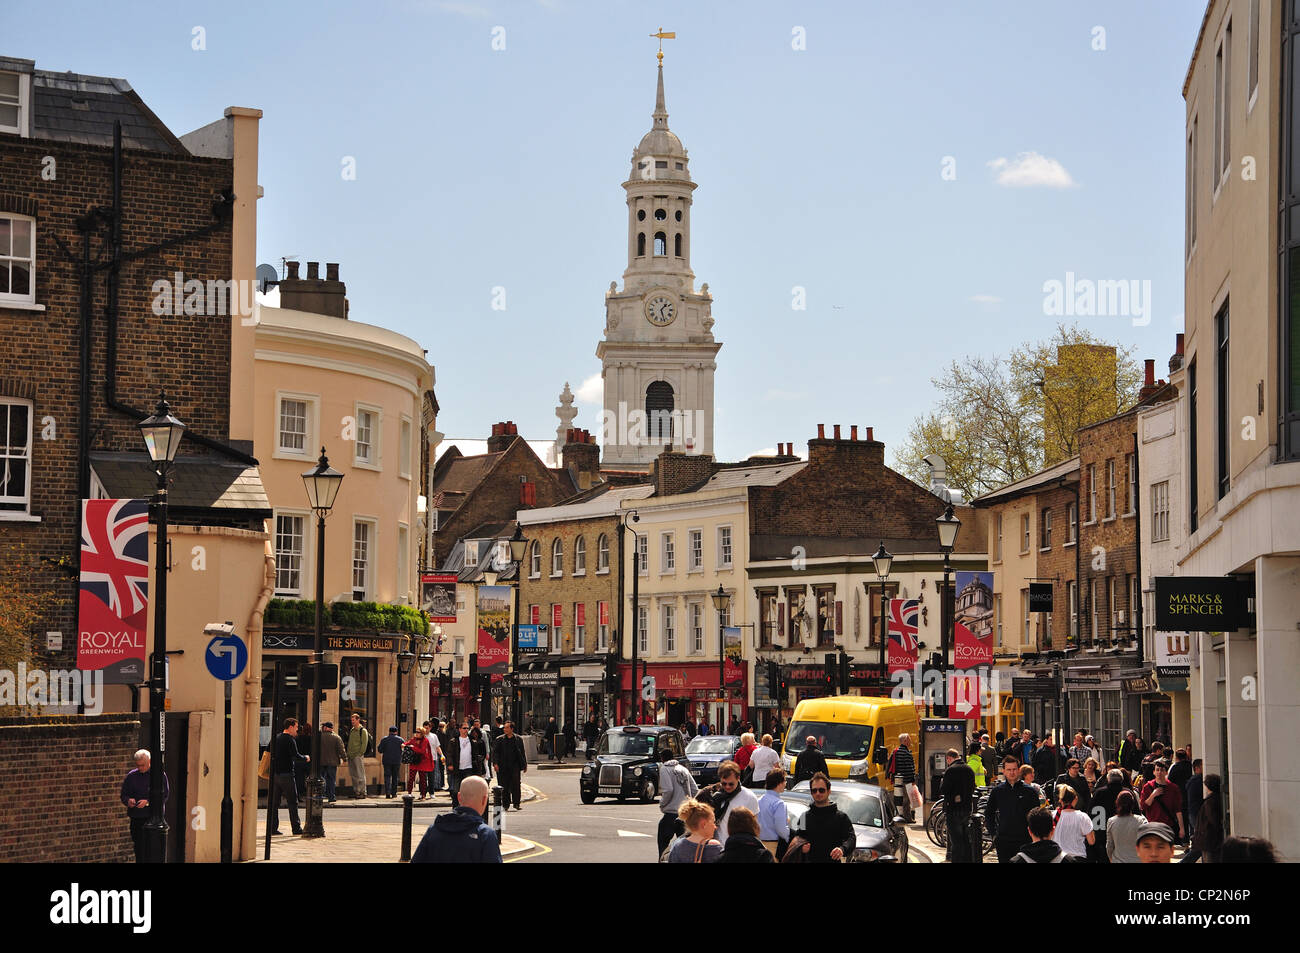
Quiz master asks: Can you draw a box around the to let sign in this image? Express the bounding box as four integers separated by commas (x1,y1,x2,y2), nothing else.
1154,577,1251,632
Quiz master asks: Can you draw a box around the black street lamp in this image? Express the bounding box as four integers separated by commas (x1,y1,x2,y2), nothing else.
620,511,640,722
935,504,961,718
712,585,732,696
138,393,185,864
301,447,343,839
507,524,528,725
870,542,893,673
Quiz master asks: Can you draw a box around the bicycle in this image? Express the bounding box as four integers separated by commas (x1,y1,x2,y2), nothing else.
927,788,995,856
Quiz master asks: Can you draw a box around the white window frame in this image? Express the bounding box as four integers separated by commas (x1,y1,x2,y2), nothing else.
464,539,479,569
399,415,413,480
598,602,609,651
1021,588,1030,644
397,522,410,604
1019,513,1030,554
995,593,1003,647
1186,113,1198,262
1086,464,1097,523
1066,501,1078,545
1151,481,1170,542
637,603,649,655
273,509,309,597
1125,453,1136,516
574,535,587,576
1068,581,1078,639
1105,460,1117,519
688,528,703,572
596,533,610,574
1090,579,1100,643
575,602,586,648
0,397,34,516
352,518,377,601
0,212,36,306
352,403,382,471
662,603,676,655
993,513,1003,562
0,70,32,137
1109,576,1120,632
274,391,318,461
717,524,733,569
529,540,541,578
661,531,675,573
637,534,648,576
1040,508,1052,551
690,602,704,655
1213,19,1232,196
551,537,564,577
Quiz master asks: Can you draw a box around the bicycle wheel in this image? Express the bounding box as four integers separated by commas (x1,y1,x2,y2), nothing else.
927,806,948,848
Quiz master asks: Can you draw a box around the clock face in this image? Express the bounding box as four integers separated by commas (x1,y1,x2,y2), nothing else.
645,294,676,327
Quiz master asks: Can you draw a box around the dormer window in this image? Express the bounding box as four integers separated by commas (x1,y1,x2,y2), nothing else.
0,71,29,137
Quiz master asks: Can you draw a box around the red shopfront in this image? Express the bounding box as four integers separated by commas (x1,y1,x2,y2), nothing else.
619,661,747,731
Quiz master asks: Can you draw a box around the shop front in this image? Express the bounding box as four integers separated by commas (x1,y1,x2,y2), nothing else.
620,662,747,732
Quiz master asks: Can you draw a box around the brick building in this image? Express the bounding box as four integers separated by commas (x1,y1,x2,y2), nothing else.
0,56,269,861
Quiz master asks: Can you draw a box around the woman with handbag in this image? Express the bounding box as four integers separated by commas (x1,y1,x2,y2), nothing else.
403,728,434,799
666,800,723,863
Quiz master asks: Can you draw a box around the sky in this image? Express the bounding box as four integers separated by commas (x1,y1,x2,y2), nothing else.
10,0,1206,463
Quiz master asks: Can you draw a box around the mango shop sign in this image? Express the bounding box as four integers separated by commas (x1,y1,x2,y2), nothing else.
1154,577,1252,633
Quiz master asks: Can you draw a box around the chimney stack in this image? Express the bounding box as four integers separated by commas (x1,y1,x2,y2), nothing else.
652,446,716,497
487,421,517,454
563,428,601,490
833,424,841,440
1144,359,1155,388
817,424,825,439
850,425,858,441
278,258,350,319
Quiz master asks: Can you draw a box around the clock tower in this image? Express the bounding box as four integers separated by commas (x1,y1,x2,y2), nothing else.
597,50,719,470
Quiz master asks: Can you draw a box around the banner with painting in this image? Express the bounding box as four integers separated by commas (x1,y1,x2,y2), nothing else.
886,598,920,674
723,626,744,683
476,585,511,674
77,499,149,684
953,571,994,668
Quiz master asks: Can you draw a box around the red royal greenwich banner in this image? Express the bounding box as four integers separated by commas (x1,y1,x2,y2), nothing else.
78,499,150,684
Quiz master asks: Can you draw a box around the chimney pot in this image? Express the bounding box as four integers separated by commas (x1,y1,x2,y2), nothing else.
306,261,319,280
866,427,874,442
326,262,339,281
817,424,825,439
1176,332,1185,355
285,260,300,279
1144,359,1155,387
850,425,858,441
833,424,841,440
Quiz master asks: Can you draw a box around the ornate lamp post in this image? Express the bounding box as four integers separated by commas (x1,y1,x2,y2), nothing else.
935,504,961,718
507,524,528,724
620,511,640,721
870,542,894,673
711,584,732,705
138,393,185,863
301,447,343,838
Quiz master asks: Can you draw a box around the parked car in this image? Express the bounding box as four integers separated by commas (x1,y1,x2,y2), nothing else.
579,725,687,804
780,780,908,862
684,734,741,786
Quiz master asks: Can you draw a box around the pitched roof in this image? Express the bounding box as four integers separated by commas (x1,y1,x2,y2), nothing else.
0,58,189,153
433,452,503,496
90,452,270,519
970,455,1081,507
698,461,808,490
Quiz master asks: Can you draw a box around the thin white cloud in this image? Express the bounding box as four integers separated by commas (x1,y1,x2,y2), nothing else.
763,388,807,402
969,294,1002,305
575,373,603,404
987,152,1077,188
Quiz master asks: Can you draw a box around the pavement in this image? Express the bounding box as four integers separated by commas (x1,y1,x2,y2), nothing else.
252,780,540,862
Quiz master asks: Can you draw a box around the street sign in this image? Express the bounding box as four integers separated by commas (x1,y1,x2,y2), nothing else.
641,675,656,701
205,634,248,681
1011,676,1057,699
1028,583,1053,612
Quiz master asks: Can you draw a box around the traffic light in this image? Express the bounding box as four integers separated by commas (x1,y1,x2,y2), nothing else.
767,661,780,698
438,670,451,695
469,652,478,689
824,653,838,694
838,652,851,692
605,653,620,692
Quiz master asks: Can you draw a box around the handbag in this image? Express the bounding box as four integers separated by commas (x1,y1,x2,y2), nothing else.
401,746,419,765
258,750,271,780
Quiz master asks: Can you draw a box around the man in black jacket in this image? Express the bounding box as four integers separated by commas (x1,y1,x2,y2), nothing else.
793,736,829,786
1032,736,1062,802
796,773,856,863
940,748,977,863
1052,758,1092,813
491,720,528,811
985,756,1040,863
269,717,309,836
447,723,487,807
1009,807,1084,864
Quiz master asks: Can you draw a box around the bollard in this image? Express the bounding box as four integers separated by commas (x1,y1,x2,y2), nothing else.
968,811,984,864
490,785,505,840
400,794,414,862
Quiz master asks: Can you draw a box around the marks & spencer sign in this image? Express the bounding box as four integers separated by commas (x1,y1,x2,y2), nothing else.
1154,577,1252,633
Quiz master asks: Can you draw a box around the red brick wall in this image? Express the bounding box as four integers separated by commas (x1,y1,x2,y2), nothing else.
1036,483,1080,645
1078,413,1140,640
0,715,140,862
0,137,234,669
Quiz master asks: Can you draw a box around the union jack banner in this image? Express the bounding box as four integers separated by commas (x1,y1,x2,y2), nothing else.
886,598,920,674
78,499,150,683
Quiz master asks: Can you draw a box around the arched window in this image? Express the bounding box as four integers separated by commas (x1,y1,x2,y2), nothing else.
551,538,563,575
574,536,586,572
597,534,609,571
646,381,675,441
674,233,682,257
654,232,667,256
637,233,646,257
529,540,541,577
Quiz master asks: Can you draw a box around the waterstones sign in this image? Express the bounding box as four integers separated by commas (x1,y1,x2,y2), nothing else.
1153,577,1252,633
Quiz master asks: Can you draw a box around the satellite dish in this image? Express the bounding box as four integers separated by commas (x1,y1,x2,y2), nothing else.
255,263,279,293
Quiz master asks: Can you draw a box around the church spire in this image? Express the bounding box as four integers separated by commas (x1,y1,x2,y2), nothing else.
650,27,674,131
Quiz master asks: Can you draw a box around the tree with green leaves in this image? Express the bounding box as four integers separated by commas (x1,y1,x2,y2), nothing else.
893,324,1143,497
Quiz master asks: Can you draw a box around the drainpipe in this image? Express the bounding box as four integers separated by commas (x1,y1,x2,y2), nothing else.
240,541,275,860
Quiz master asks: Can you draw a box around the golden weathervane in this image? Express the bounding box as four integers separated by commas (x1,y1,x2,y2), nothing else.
650,27,676,64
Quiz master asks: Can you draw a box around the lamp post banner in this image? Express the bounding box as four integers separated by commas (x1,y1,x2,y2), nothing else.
723,627,743,682
77,499,150,684
886,599,920,674
953,572,994,668
476,585,511,674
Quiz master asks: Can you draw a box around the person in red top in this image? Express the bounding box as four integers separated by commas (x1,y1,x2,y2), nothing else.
734,732,758,775
404,727,435,800
1139,760,1185,840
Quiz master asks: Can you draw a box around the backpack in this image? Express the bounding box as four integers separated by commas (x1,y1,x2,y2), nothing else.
1013,850,1067,863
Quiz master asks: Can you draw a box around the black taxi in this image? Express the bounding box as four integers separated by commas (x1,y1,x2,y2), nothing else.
579,725,687,804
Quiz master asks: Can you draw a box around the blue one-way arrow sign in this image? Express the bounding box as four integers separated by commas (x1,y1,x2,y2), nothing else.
205,634,248,681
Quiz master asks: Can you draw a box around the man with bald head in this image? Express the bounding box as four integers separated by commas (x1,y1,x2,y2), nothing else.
411,775,501,863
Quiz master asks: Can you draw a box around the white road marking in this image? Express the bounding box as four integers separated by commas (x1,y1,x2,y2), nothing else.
549,829,584,837
616,829,651,838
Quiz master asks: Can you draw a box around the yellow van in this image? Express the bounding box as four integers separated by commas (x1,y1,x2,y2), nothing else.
780,696,921,785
